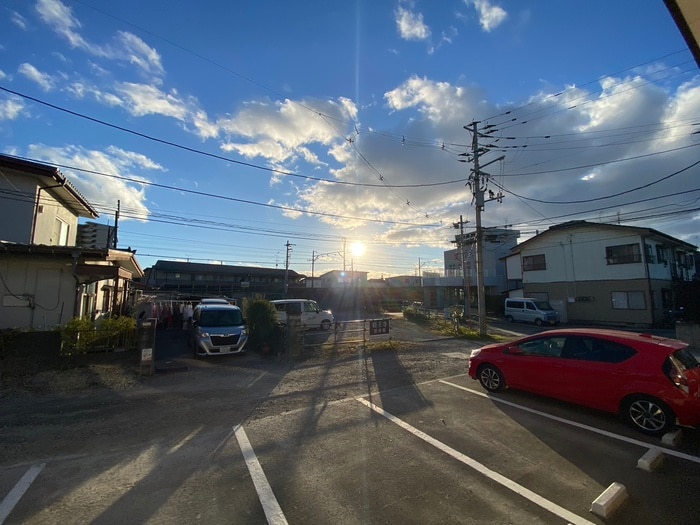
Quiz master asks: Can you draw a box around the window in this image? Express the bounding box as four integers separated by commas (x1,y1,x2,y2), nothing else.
522,254,546,271
606,243,641,265
562,336,636,363
611,291,646,310
656,245,669,263
518,336,565,357
52,218,69,246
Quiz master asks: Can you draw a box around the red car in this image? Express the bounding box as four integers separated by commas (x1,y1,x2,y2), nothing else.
468,328,700,436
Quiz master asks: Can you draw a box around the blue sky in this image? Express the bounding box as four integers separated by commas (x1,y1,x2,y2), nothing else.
1,0,698,279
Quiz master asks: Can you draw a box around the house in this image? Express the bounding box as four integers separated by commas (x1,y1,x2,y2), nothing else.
144,260,304,299
445,228,520,296
504,221,697,327
318,270,368,288
0,154,143,329
78,221,117,249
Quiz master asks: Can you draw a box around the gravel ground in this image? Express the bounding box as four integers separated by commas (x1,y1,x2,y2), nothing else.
0,316,494,401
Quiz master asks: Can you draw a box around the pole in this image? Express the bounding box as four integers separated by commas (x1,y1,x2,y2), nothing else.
284,241,294,297
311,250,315,289
470,122,488,336
453,215,470,320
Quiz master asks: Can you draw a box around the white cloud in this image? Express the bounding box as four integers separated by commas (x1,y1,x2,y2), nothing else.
384,75,477,124
11,11,28,30
218,97,358,164
114,31,164,79
395,6,431,41
465,0,507,32
115,83,189,119
26,144,155,221
18,63,55,91
35,0,164,78
35,0,86,49
0,97,25,120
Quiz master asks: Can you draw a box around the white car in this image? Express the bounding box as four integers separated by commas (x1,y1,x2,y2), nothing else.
271,299,334,330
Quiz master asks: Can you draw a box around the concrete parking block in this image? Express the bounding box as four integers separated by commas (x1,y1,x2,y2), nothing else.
661,428,683,447
590,482,627,519
637,447,664,471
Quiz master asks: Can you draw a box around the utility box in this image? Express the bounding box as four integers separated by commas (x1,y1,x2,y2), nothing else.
137,318,157,376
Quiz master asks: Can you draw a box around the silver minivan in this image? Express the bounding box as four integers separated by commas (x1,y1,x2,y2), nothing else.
504,298,560,326
189,303,248,357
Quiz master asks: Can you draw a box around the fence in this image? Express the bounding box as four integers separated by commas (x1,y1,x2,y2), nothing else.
282,318,392,357
61,328,137,354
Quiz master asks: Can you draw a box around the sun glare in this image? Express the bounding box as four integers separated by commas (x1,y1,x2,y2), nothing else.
350,242,366,257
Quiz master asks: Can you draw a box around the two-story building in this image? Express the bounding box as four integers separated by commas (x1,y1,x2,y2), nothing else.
143,260,304,300
504,221,697,327
0,154,143,329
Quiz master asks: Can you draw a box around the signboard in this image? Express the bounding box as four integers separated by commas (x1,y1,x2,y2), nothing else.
141,348,153,362
369,318,390,336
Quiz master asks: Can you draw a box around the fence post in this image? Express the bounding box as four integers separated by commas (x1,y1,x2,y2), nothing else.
137,318,157,376
286,315,303,359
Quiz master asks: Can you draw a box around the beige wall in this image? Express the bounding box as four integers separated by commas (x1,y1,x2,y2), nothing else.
524,278,655,327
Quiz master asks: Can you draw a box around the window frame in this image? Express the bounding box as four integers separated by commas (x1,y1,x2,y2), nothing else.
611,291,646,310
605,243,641,265
522,254,546,271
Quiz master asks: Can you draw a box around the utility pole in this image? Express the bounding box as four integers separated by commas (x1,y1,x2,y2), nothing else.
342,238,347,272
465,122,505,336
452,214,470,320
113,200,120,249
284,240,294,296
311,251,316,289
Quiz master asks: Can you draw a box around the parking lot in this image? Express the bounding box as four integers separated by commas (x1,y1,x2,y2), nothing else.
1,318,699,524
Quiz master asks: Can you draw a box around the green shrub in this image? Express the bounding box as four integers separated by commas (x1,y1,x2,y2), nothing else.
60,316,136,354
242,296,279,351
0,328,21,362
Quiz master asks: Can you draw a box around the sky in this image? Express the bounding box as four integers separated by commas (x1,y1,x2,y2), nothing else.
1,0,699,280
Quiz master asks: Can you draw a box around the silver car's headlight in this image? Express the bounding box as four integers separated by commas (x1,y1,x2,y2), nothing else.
200,331,210,338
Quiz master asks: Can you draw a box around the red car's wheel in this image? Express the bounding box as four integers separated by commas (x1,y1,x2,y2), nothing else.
623,395,675,436
478,364,506,392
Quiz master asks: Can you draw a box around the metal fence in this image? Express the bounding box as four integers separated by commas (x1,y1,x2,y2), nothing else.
280,318,392,357
61,328,137,354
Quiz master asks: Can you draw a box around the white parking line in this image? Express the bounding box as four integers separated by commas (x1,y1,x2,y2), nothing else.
234,425,288,525
356,398,595,525
440,380,700,465
0,463,45,524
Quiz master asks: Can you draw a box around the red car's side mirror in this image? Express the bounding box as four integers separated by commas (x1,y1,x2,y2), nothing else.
507,346,522,355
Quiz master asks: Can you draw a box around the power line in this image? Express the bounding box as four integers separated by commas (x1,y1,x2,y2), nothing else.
2,153,441,227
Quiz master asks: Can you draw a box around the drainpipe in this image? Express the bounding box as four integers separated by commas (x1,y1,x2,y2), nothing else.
641,234,654,325
71,248,82,318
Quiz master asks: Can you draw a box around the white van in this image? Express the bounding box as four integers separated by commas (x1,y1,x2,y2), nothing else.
271,299,335,330
504,298,560,326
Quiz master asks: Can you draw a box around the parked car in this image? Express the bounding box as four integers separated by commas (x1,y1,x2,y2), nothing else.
189,303,248,358
504,298,559,326
271,299,334,330
199,298,232,305
468,328,700,436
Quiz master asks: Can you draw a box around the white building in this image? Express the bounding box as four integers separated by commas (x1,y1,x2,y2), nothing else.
504,221,697,327
0,155,143,329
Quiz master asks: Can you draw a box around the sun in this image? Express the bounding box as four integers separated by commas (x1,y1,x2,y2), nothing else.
350,242,365,257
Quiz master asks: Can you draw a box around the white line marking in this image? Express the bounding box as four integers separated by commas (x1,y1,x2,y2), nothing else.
440,380,700,465
234,425,288,525
356,398,595,525
0,463,45,524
